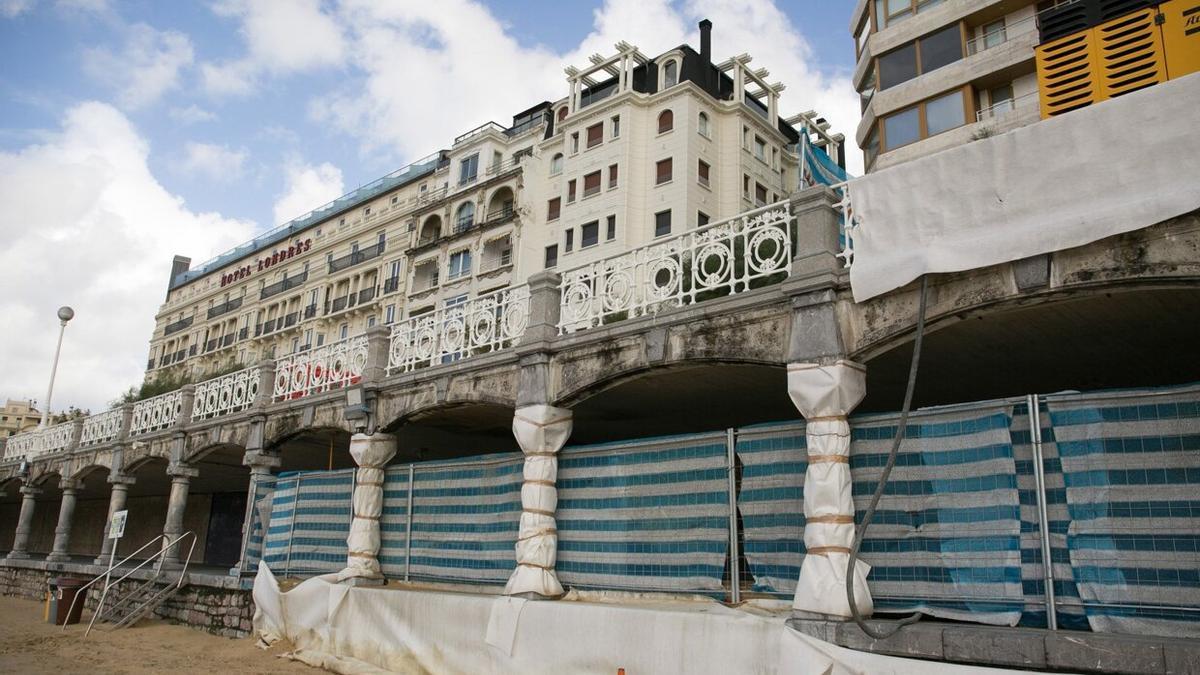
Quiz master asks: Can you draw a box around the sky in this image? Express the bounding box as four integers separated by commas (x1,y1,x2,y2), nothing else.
0,0,861,414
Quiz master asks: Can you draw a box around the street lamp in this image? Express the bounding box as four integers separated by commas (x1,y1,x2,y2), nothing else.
38,306,74,430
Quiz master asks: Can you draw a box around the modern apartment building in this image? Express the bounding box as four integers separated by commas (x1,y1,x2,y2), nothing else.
144,21,845,384
852,0,1070,171
0,400,40,438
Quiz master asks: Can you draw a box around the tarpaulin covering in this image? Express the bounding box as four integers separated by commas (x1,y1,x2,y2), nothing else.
1044,383,1200,638
252,564,1025,675
739,404,1025,625
507,404,573,596
263,470,354,575
240,474,276,574
555,432,731,593
338,433,395,582
848,73,1200,302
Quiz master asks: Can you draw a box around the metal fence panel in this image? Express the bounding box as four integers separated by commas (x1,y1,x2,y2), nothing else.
555,432,730,593
262,470,354,575
1045,383,1200,638
241,475,276,574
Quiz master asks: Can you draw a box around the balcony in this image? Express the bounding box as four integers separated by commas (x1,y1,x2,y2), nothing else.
384,276,401,294
205,338,219,353
206,296,243,320
261,271,308,300
173,349,185,362
263,318,277,334
329,242,385,274
146,358,154,370
222,334,234,347
358,287,377,304
484,204,515,225
163,316,193,336
330,296,349,313
188,345,197,357
284,311,299,328
239,326,249,341
303,304,317,319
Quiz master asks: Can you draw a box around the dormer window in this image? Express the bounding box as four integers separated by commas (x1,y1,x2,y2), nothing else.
557,106,568,122
662,60,678,88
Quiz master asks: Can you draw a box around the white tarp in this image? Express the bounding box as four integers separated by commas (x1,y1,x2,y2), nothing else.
253,564,1030,674
849,73,1200,302
337,432,397,583
506,404,573,597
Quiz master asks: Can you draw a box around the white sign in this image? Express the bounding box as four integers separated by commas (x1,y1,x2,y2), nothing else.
108,509,128,540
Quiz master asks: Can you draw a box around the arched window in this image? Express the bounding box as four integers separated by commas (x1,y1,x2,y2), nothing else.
663,60,678,88
557,107,568,122
550,153,564,175
698,112,710,137
455,202,475,232
658,109,674,134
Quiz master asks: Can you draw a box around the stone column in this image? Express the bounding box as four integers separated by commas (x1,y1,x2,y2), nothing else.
7,483,42,560
506,404,573,598
787,360,872,619
337,432,396,584
162,462,198,567
230,451,280,576
95,474,135,565
46,478,80,562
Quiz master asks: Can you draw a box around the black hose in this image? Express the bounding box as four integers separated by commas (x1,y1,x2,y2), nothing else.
845,274,929,639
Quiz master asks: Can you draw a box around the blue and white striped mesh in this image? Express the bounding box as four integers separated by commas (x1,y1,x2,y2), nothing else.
555,432,730,593
1045,384,1200,638
241,475,276,574
401,454,523,584
739,406,1025,625
262,469,354,575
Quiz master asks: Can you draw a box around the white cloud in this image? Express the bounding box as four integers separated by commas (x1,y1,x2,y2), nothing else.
202,0,345,97
179,141,247,181
168,104,216,125
83,22,194,109
1,0,34,18
56,0,109,12
273,159,344,226
0,102,254,411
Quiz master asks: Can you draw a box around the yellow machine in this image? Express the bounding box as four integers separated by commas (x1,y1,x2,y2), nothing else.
1036,0,1200,118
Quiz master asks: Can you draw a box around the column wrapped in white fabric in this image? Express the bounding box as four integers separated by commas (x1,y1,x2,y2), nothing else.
506,404,572,597
337,432,397,582
787,361,872,618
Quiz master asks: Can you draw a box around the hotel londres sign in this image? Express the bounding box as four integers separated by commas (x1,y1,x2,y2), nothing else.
220,238,313,287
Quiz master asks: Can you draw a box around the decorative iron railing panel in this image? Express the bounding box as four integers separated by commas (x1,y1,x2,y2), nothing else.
193,366,261,421
4,422,74,460
79,408,124,447
558,202,793,333
387,286,529,374
273,334,368,402
130,390,184,436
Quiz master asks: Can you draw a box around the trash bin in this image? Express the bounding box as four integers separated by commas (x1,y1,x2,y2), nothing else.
50,577,88,625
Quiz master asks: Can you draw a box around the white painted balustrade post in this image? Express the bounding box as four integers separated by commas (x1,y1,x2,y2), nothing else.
787,360,872,619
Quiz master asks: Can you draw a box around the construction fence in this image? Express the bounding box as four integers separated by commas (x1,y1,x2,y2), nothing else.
243,382,1200,638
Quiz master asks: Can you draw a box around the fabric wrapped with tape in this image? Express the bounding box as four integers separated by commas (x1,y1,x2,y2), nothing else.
506,404,573,597
787,361,872,618
337,432,397,582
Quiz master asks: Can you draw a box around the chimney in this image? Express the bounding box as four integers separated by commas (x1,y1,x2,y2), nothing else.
699,19,712,66
168,255,191,294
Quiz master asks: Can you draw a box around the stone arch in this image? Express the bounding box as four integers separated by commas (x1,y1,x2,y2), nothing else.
486,185,515,220
184,440,247,466
453,200,476,232
381,398,520,461
419,214,442,244
265,425,356,472
70,463,112,483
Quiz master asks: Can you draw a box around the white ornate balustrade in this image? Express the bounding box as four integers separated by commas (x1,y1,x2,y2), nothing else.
832,181,856,269
558,202,793,333
4,422,74,460
274,334,369,402
194,366,260,421
130,390,183,436
79,408,124,447
387,285,530,374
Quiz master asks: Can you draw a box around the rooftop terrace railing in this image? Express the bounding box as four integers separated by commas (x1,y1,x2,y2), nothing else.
558,201,794,333
130,389,183,436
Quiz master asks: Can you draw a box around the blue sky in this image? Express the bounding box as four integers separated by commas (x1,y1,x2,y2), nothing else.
0,0,859,411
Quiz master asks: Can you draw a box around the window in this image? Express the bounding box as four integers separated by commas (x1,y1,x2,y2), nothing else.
583,171,601,198
586,123,603,149
755,183,768,206
742,174,750,198
391,194,398,206
339,323,349,340
567,179,577,203
367,315,377,328
655,210,671,237
317,333,326,346
698,112,710,137
987,83,1015,115
697,160,710,187
611,115,621,138
663,59,678,87
863,127,880,170
385,304,396,324
492,150,502,170
924,89,966,136
981,19,1006,51
698,211,710,227
564,229,574,252
859,63,877,113
754,136,767,162
878,24,963,90
855,16,869,56
547,197,561,221
581,220,599,248
448,250,472,279
874,0,945,29
377,230,386,249
606,214,616,240
545,245,558,268
883,106,921,150
656,158,673,185
455,201,475,232
657,109,674,133
550,153,564,175
458,153,479,185
363,205,372,217
570,132,579,154
881,88,967,151
557,107,568,122
608,164,619,189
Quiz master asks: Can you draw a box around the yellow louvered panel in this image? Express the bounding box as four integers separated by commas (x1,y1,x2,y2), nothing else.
1096,8,1169,97
1037,30,1102,118
1160,0,1200,79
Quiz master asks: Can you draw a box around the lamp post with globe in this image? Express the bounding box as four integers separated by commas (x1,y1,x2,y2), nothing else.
37,306,74,430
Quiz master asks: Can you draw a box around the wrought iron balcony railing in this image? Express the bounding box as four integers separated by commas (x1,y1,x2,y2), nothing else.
303,304,317,319
261,272,308,300
163,316,193,336
284,312,298,328
328,242,385,274
384,276,401,294
207,296,243,320
358,287,376,304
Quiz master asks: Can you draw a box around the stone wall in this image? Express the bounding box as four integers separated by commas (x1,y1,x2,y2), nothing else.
0,565,253,638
